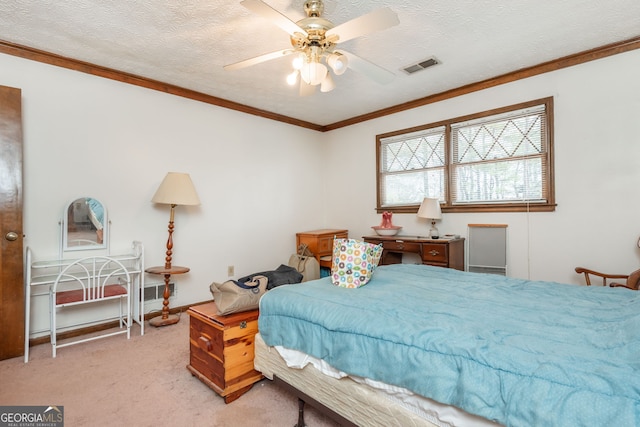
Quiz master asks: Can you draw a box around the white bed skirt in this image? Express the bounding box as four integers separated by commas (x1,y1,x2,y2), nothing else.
254,333,499,427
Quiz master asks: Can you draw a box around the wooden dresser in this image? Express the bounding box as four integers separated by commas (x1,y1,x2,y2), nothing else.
363,235,465,271
186,302,262,403
296,228,348,268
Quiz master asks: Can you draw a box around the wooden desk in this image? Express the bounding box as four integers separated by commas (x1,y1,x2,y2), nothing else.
363,235,465,271
296,229,348,268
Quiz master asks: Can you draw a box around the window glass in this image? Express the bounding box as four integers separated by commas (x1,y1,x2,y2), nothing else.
379,127,445,207
451,104,547,204
376,98,554,213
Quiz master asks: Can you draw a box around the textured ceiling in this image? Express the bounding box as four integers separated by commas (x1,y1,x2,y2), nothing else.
1,0,640,126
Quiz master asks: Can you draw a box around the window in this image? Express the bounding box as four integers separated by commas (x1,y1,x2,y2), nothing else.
377,97,555,213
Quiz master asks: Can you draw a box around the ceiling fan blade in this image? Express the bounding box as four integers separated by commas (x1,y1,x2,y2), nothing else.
299,80,316,97
240,0,308,38
224,48,294,71
337,50,396,85
326,7,399,44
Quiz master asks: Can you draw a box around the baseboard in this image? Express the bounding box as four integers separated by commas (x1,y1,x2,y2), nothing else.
28,299,212,347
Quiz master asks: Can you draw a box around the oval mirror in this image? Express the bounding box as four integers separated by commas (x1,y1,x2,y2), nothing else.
62,197,108,251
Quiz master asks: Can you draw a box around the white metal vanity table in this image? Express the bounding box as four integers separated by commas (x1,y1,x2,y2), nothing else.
23,198,145,362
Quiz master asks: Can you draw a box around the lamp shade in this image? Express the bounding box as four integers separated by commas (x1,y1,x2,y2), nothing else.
320,72,335,92
151,172,200,206
327,52,348,75
417,197,442,219
300,62,328,86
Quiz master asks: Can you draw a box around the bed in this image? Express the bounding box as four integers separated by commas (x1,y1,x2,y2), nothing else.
255,263,640,427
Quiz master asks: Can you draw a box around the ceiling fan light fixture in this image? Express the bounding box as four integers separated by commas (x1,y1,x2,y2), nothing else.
300,61,327,85
286,70,299,86
292,53,305,70
320,72,335,92
226,0,400,96
327,52,348,75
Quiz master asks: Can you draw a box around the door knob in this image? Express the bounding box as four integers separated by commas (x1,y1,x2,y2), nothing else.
5,232,19,241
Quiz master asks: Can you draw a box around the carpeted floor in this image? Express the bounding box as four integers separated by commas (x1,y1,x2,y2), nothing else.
0,315,340,426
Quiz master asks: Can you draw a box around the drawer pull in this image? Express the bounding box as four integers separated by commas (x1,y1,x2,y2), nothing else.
198,336,212,351
240,321,247,329
428,250,440,256
393,240,404,250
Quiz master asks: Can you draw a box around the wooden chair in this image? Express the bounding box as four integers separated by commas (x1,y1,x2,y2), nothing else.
50,256,132,357
575,267,640,290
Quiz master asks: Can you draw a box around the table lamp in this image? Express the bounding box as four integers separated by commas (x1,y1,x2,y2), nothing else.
147,172,200,327
417,197,442,239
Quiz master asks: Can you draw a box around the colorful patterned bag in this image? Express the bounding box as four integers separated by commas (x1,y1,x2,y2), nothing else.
331,238,383,288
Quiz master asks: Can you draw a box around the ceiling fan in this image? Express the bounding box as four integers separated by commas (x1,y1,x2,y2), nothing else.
224,0,400,95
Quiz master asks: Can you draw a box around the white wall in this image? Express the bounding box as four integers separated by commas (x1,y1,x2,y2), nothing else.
3,47,640,335
0,53,326,334
324,48,640,284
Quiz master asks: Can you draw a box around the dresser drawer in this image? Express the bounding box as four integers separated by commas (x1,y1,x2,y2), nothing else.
317,236,334,253
297,229,348,257
421,243,448,263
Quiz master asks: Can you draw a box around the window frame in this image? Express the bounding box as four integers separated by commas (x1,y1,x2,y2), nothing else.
376,97,555,214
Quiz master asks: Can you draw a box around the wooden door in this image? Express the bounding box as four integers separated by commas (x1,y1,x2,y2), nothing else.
0,85,24,360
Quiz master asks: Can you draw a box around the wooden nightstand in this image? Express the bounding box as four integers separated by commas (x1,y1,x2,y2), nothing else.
296,228,348,268
186,302,262,403
363,235,465,271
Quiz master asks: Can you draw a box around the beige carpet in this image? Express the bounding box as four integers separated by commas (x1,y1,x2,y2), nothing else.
0,315,340,427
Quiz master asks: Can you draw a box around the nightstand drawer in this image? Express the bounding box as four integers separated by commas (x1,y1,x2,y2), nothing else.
317,236,335,253
296,229,349,268
298,230,348,253
421,243,448,263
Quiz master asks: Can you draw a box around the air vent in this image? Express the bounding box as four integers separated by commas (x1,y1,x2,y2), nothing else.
402,57,439,75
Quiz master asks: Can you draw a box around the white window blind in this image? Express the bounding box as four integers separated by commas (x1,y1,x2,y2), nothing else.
451,104,548,205
379,126,446,207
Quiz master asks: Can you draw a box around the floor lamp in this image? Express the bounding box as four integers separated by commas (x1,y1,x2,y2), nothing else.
146,172,200,327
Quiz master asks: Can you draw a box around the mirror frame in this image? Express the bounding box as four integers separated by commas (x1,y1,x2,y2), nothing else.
62,197,109,252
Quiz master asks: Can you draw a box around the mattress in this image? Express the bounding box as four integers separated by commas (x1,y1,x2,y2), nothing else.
255,333,499,427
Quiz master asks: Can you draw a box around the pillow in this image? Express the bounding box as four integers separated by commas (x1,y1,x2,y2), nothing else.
331,238,383,288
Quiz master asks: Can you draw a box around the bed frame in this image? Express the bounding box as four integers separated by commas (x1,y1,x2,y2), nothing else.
254,333,450,427
272,376,357,427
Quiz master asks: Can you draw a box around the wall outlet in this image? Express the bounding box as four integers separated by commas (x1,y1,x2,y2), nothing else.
227,265,234,277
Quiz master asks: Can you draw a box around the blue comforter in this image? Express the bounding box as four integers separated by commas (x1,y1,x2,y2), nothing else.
258,264,640,426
